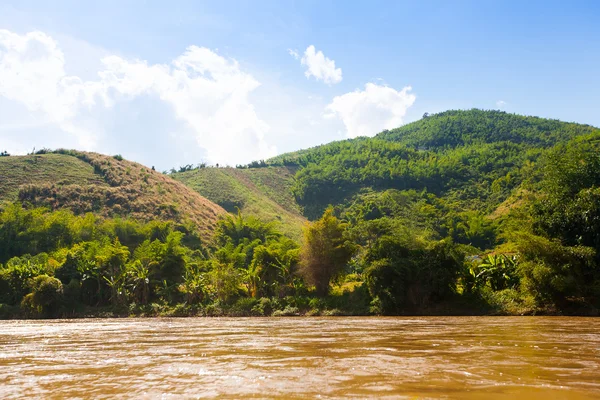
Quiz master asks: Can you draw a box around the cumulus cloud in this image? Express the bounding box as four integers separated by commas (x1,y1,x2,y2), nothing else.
300,45,342,85
0,29,276,166
496,100,507,109
325,83,416,138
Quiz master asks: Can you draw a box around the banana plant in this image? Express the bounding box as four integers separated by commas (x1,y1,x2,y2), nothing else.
470,254,519,291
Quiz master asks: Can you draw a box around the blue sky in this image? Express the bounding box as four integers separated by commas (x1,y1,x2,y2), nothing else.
0,0,598,169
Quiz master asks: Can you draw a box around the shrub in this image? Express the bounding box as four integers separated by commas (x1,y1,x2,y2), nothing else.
252,297,273,316
272,305,300,316
22,275,64,317
0,303,17,319
364,237,463,314
230,297,259,316
0,256,50,305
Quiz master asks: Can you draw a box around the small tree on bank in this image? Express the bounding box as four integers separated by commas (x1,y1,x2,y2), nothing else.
300,207,354,296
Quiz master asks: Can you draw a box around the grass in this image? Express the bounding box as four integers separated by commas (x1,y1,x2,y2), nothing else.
0,154,106,200
0,152,226,242
172,166,306,239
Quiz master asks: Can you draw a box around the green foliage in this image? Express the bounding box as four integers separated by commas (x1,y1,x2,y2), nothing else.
300,208,355,295
23,275,64,317
469,254,519,291
379,109,596,148
270,109,597,221
364,232,463,313
252,297,273,316
208,262,243,303
229,297,259,316
532,133,600,251
512,232,598,307
272,305,300,316
0,254,51,305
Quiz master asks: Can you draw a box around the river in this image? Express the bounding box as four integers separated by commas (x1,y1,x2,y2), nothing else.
0,317,599,399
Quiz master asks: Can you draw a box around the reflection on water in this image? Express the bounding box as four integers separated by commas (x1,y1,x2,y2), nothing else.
0,317,599,399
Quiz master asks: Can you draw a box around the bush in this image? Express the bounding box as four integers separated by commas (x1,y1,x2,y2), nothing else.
62,279,81,312
0,303,18,319
272,305,300,316
252,297,273,316
0,256,50,305
308,297,325,312
480,287,537,315
513,232,597,308
230,297,259,316
208,263,243,303
364,237,463,314
22,275,64,317
322,308,344,316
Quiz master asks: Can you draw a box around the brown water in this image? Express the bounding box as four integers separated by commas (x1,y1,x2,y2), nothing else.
0,317,599,399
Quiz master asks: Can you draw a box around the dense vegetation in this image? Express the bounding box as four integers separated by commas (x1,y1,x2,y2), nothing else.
2,109,600,318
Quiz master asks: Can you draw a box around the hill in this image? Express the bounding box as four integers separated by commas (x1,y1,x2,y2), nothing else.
378,109,598,148
171,166,306,239
265,109,599,218
0,150,226,241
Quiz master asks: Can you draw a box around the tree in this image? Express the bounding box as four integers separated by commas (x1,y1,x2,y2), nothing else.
99,238,130,307
209,262,242,303
364,235,462,313
216,210,279,247
300,208,354,296
533,134,600,252
127,260,151,305
23,275,64,317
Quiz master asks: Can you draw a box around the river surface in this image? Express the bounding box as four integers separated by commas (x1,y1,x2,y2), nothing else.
0,317,599,399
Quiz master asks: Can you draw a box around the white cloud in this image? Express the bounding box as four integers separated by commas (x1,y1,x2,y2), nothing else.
287,48,299,60
0,29,276,166
496,100,507,109
300,45,342,85
325,83,416,138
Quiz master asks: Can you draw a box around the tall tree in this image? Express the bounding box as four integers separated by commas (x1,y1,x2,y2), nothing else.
300,208,354,295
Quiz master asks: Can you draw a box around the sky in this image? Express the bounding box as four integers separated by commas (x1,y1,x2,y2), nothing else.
0,0,599,170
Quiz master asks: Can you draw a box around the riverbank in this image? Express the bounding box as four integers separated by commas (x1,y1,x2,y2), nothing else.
2,290,597,319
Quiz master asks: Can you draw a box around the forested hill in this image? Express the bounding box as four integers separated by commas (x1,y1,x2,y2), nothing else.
0,150,226,241
264,109,600,219
377,109,597,148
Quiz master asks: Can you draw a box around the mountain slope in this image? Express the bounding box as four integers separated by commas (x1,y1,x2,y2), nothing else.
0,151,226,241
263,109,600,218
172,166,305,239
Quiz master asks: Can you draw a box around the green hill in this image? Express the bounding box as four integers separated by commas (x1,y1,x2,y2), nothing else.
171,166,306,239
266,109,599,218
0,150,226,241
171,109,599,227
378,109,597,148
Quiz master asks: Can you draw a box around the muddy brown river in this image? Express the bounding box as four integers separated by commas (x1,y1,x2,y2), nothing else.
0,317,599,399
